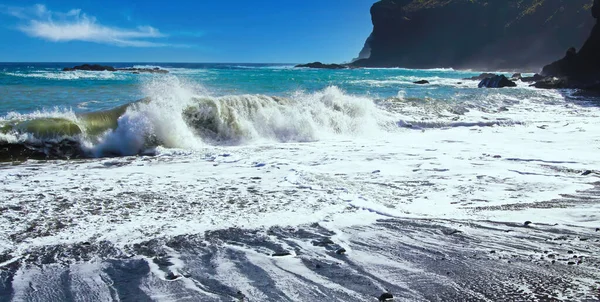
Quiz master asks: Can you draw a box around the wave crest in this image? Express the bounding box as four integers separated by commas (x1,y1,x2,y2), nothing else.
0,77,396,160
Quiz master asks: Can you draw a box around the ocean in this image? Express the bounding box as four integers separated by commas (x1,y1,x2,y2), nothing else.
1,63,599,301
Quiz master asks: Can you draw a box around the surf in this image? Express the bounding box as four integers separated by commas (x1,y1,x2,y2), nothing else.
0,77,397,160
0,74,533,162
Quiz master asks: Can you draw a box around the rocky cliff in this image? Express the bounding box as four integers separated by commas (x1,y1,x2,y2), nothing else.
542,0,600,78
352,0,595,71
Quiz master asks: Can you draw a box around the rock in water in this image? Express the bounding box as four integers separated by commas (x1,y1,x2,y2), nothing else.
465,73,498,81
272,251,292,257
378,293,394,301
478,75,517,88
63,64,116,72
413,80,430,84
165,272,181,280
532,77,570,89
521,74,545,82
335,248,347,255
295,62,347,69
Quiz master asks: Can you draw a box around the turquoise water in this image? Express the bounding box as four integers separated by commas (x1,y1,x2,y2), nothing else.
1,63,498,115
3,62,594,160
3,64,600,301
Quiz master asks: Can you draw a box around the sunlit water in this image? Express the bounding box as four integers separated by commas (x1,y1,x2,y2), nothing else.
1,63,599,301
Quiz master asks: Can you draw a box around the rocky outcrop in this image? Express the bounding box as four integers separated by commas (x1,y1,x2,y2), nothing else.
478,75,517,88
531,0,600,90
351,0,595,71
295,62,348,69
542,0,600,79
63,65,169,74
63,64,115,72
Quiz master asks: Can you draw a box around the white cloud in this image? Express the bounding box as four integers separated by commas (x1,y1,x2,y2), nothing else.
2,4,170,47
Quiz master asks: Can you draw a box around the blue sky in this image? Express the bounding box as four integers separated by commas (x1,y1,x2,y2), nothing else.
0,0,376,63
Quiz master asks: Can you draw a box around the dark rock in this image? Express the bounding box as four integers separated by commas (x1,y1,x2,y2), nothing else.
568,250,574,254
63,64,116,72
272,252,292,257
465,73,498,81
540,0,600,90
441,229,462,235
165,272,181,280
566,47,577,58
295,62,348,69
531,77,570,89
596,228,599,232
478,75,517,88
236,291,246,301
582,170,593,176
413,80,430,84
312,238,335,247
378,293,394,301
568,261,576,265
335,248,347,255
350,1,594,70
511,73,522,80
524,221,532,227
63,64,169,74
521,74,545,82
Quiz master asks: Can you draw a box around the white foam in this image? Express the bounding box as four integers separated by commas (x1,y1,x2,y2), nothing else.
85,82,398,156
1,72,600,258
3,70,127,80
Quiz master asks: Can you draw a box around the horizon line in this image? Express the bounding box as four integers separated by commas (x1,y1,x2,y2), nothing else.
0,61,303,64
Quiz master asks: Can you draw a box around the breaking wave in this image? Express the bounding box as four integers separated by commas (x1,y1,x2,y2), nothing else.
0,77,397,160
0,75,527,161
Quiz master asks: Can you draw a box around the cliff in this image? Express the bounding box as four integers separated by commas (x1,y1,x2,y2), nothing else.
542,0,600,78
352,0,595,71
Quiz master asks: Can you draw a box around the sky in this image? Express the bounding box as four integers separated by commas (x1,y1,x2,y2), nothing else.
0,0,376,63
